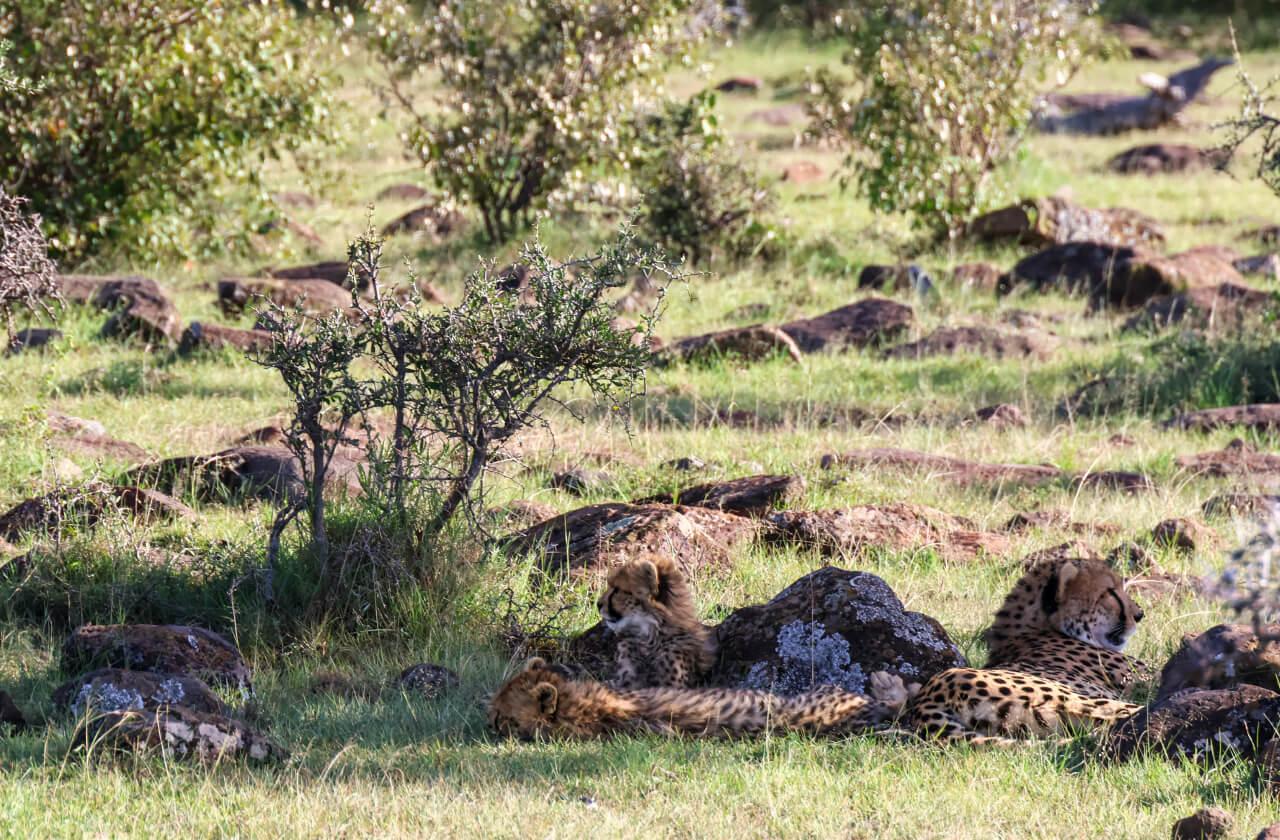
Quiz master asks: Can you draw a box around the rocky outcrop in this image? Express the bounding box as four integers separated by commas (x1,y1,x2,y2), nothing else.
1123,282,1270,333
1156,624,1280,702
763,504,1010,563
967,196,1164,248
1176,440,1280,478
1105,684,1280,762
779,298,913,353
635,474,806,518
882,325,1056,360
73,706,285,763
659,325,803,365
0,485,193,542
53,668,225,716
62,624,252,691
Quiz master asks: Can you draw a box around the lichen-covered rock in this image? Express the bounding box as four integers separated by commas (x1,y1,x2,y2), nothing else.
763,505,1010,563
709,567,965,695
73,706,285,763
967,196,1164,249
62,625,252,692
502,502,758,576
1171,808,1234,840
1156,624,1280,702
779,298,913,353
394,663,460,699
1104,684,1280,761
53,669,225,716
635,474,806,518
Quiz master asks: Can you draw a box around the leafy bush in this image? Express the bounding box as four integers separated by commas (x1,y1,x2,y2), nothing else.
744,0,844,31
369,0,713,243
809,0,1099,236
0,1,335,261
630,93,777,264
0,186,57,344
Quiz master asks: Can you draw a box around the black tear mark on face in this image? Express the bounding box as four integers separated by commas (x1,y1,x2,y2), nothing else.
1040,570,1060,617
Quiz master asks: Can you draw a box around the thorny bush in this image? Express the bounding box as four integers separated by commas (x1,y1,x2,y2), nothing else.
0,185,57,345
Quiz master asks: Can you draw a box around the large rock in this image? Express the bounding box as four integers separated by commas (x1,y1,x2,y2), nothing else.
1104,684,1280,762
1176,440,1280,478
57,274,162,306
128,445,363,504
62,624,252,691
634,474,806,518
381,203,466,240
658,325,803,366
882,325,1056,360
779,298,913,353
94,277,182,345
0,485,193,542
1156,624,1280,702
53,668,225,716
1114,249,1245,309
178,322,272,356
46,413,148,464
1000,242,1150,298
763,504,1010,563
1166,404,1280,433
6,327,61,355
820,447,1063,488
265,260,354,288
709,567,966,695
1123,282,1270,333
1171,808,1234,840
217,277,352,317
502,502,758,576
967,196,1165,249
73,706,285,763
1107,143,1226,175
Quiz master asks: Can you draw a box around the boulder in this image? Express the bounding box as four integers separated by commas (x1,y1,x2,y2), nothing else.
6,327,61,355
265,260,355,288
1171,808,1234,840
57,274,162,306
882,325,1055,360
95,278,182,345
819,447,1063,488
635,474,806,518
62,624,252,691
1166,404,1280,433
380,203,466,239
709,567,966,695
951,263,1002,292
393,663,460,699
0,690,28,732
1203,493,1280,519
763,504,1010,562
1105,684,1280,762
1107,143,1226,175
217,276,353,317
779,298,913,353
1123,282,1270,333
1156,624,1280,702
0,485,193,542
128,445,362,504
1114,250,1245,309
1000,242,1150,298
502,502,758,576
53,668,225,716
967,196,1165,249
73,706,285,763
974,403,1029,429
659,325,803,366
178,322,272,356
1256,821,1280,840
1176,439,1280,477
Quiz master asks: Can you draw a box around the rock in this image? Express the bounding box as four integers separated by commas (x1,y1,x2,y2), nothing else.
128,445,362,505
394,663,460,699
1107,143,1226,175
1000,242,1151,298
1203,493,1280,519
6,327,61,355
376,183,431,202
502,502,758,577
715,76,762,93
709,567,966,694
858,264,933,293
57,274,163,306
967,195,1165,249
178,322,272,356
951,263,1002,292
1150,518,1215,552
1123,282,1271,333
95,278,182,346
1156,624,1280,702
1072,470,1154,494
636,474,806,518
62,624,252,691
883,325,1055,360
381,203,466,240
663,456,708,472
780,161,823,183
1235,253,1280,278
0,690,28,732
820,447,1063,488
1002,510,1119,536
265,260,354,288
46,413,148,464
764,504,1010,563
659,325,803,366
1260,741,1280,798
1105,684,1280,762
1176,440,1280,478
549,468,613,497
974,403,1029,429
1166,404,1280,433
1114,249,1245,310
0,485,193,542
52,668,225,716
1171,808,1234,840
1257,822,1280,840
780,297,913,353
73,706,285,763
217,277,353,317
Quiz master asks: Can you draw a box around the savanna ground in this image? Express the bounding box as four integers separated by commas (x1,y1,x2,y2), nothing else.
3,22,1280,840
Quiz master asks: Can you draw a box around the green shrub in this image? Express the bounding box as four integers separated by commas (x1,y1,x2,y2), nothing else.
0,1,336,261
809,0,1099,237
368,0,712,243
630,93,777,264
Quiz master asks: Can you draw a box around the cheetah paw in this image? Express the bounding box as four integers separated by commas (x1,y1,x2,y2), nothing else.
868,671,910,710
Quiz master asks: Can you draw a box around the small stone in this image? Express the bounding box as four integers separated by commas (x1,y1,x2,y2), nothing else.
394,663,460,699
1171,807,1233,840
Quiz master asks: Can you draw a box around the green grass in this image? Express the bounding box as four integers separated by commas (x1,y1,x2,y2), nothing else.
3,23,1280,840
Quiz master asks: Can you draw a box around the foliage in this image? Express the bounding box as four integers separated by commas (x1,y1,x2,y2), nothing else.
368,0,715,243
0,38,32,94
1219,37,1280,198
0,1,335,261
743,0,844,31
0,186,57,344
809,0,1099,237
630,93,777,264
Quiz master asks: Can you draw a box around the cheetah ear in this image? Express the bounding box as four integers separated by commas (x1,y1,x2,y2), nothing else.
533,682,558,716
1042,562,1079,616
636,558,661,597
1057,561,1080,590
523,657,547,672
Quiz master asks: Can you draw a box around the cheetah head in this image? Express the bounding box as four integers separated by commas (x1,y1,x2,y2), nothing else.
1043,560,1145,651
597,553,692,640
487,658,572,741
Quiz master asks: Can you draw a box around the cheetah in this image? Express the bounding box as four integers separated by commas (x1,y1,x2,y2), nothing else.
488,658,911,741
901,558,1150,745
597,554,715,689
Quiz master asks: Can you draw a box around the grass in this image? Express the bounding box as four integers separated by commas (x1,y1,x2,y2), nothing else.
2,18,1280,840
